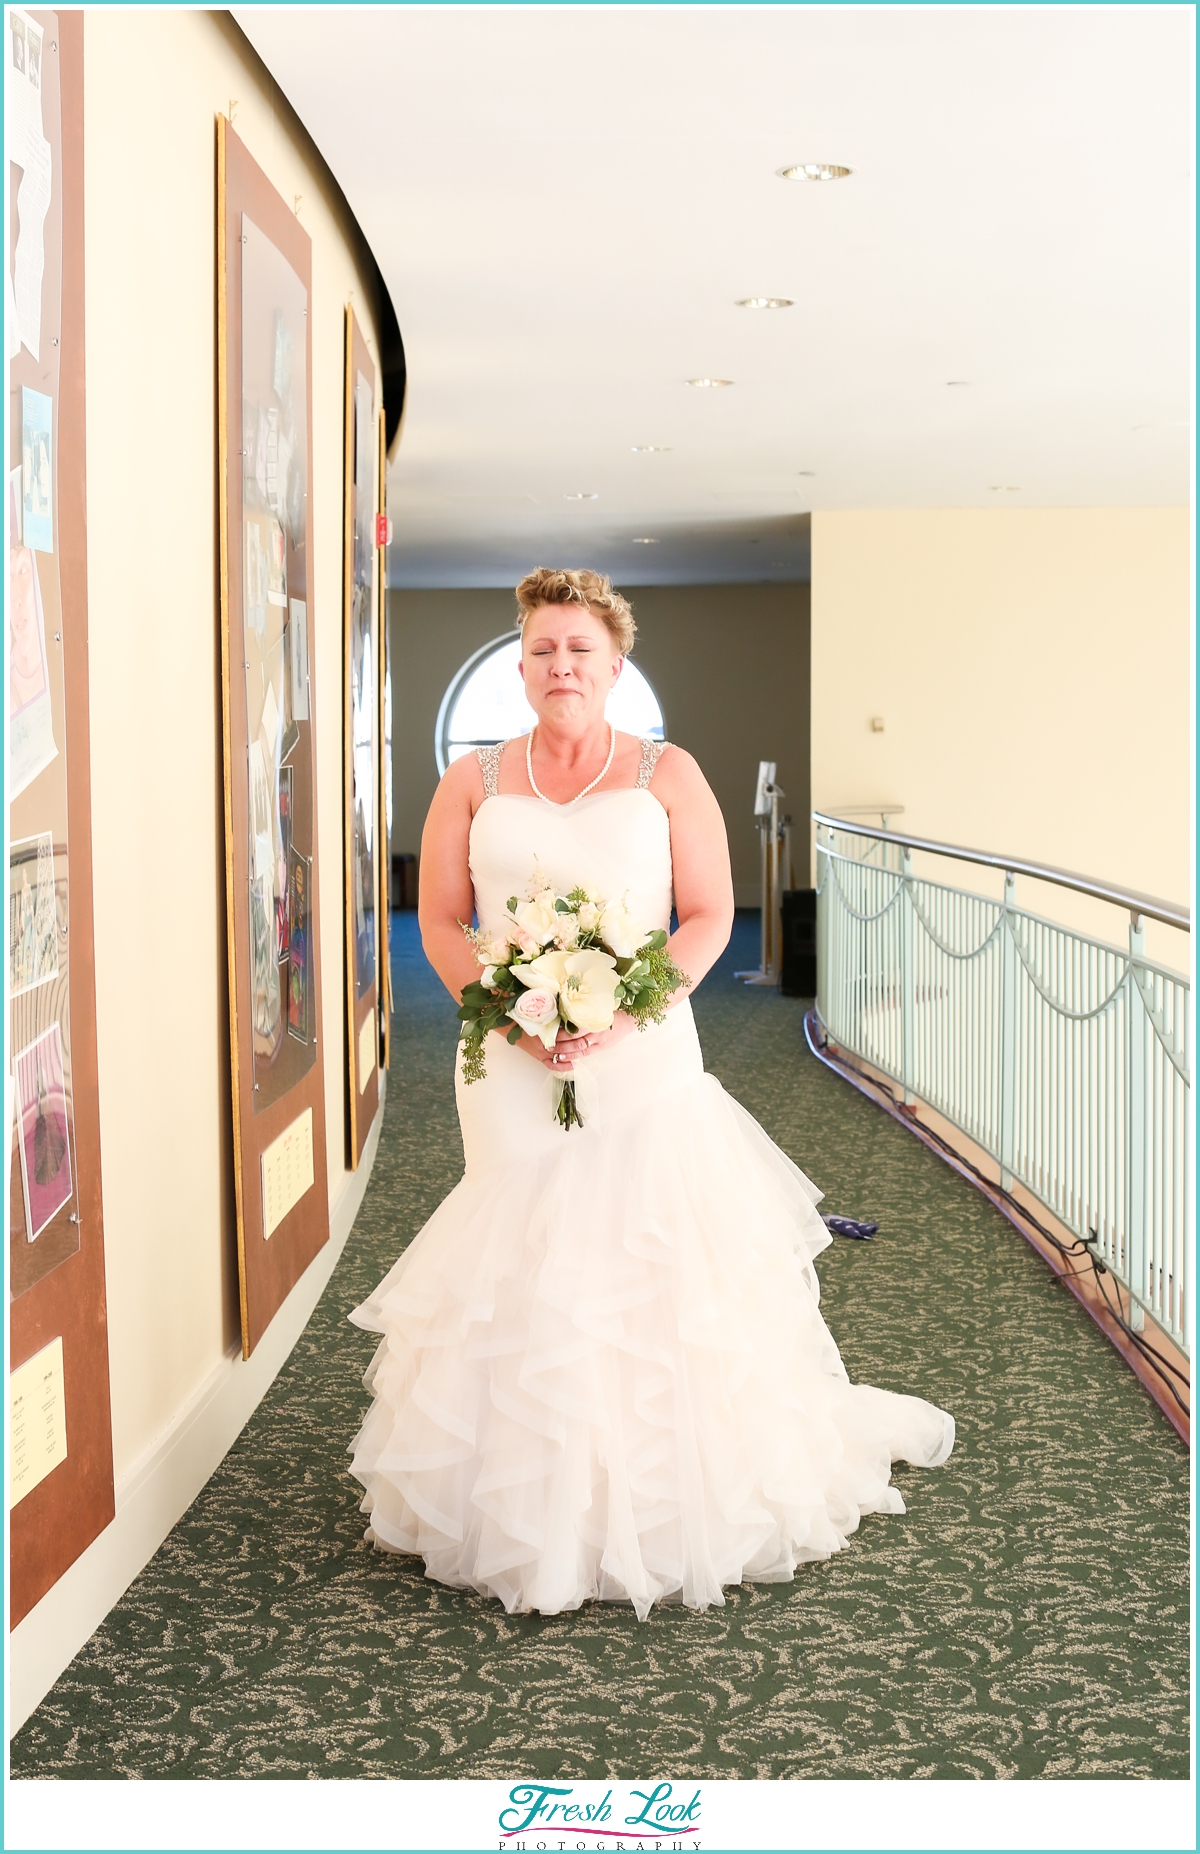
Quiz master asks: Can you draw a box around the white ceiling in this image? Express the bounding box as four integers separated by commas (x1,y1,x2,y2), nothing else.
234,4,1193,587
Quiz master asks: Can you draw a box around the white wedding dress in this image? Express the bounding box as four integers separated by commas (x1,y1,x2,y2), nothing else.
349,739,954,1620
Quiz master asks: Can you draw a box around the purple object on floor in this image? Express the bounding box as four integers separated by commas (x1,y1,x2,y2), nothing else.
823,1214,878,1241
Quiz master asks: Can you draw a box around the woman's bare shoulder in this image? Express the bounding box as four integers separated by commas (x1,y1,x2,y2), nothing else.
430,749,486,818
650,741,710,796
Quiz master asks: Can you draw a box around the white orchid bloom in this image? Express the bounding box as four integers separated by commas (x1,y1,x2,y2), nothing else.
556,948,621,1034
518,948,620,1034
518,950,571,994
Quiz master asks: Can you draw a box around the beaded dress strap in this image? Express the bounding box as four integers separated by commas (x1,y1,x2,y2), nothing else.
636,737,670,790
476,740,507,800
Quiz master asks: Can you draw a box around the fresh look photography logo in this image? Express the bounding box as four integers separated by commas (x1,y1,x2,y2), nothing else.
498,1781,703,1849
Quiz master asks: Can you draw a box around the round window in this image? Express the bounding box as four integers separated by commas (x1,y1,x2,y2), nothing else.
435,635,665,775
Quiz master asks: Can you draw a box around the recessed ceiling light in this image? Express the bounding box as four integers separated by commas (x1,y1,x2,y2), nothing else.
797,470,816,477
946,380,971,387
631,537,658,544
778,163,851,182
686,378,733,388
563,491,598,500
736,297,793,310
630,445,672,453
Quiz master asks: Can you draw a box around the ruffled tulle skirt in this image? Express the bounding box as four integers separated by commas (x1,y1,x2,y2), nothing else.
348,1002,954,1619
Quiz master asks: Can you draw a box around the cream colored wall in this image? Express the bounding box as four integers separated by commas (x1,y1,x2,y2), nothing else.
811,508,1191,967
83,12,382,1484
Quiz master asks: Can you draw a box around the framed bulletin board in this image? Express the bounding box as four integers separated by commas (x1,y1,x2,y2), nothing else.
342,307,380,1164
217,116,330,1358
7,9,116,1626
376,408,392,1072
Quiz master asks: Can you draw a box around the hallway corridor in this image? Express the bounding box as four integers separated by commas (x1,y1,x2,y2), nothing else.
11,917,1188,1782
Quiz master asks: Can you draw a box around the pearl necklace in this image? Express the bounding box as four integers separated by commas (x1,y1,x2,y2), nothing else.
526,723,616,806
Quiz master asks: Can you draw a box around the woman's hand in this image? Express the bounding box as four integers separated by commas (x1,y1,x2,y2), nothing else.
557,1012,638,1065
549,1013,638,1070
498,1012,637,1071
494,1023,568,1070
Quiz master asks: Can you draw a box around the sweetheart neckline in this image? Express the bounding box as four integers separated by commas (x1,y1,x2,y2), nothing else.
472,789,669,821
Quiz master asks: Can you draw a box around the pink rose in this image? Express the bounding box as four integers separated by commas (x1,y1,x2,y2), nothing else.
507,985,561,1049
515,987,555,1022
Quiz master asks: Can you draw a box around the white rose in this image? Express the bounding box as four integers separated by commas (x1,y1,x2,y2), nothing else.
557,948,620,1034
480,964,503,990
577,901,601,932
506,985,561,1048
598,898,646,960
512,891,562,945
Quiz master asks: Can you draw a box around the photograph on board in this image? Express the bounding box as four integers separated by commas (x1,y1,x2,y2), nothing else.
9,832,59,998
8,526,57,798
14,1022,73,1242
21,386,53,553
286,846,309,1044
276,764,293,958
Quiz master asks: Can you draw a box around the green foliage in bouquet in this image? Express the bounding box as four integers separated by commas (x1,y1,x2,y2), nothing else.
611,930,688,1028
456,965,525,1086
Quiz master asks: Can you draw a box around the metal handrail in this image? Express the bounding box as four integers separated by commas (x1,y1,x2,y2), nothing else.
812,812,1190,933
814,827,1191,1359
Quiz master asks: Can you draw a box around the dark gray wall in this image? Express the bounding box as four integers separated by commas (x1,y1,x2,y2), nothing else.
388,582,810,903
388,588,518,878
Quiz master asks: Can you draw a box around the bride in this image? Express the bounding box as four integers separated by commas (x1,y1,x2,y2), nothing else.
349,567,954,1620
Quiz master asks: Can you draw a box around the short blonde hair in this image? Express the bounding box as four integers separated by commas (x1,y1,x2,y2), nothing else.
515,567,636,656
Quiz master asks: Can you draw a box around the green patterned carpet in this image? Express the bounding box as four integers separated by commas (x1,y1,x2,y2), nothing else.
11,917,1189,1780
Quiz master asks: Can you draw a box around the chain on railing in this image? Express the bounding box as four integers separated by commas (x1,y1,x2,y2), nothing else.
815,823,1191,1355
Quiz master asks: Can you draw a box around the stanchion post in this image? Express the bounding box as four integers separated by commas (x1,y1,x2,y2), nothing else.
1126,913,1147,1331
999,870,1018,1189
738,768,786,986
900,845,916,1104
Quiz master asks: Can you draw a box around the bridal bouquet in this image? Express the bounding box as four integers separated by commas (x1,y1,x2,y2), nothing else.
457,864,689,1128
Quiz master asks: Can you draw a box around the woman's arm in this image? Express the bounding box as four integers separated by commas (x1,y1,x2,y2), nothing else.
654,744,736,998
416,755,565,1070
416,754,485,1001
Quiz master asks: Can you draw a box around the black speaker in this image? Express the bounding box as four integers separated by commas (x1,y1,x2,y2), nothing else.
781,888,817,998
391,852,418,910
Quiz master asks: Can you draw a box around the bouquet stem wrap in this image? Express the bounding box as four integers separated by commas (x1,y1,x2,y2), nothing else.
550,1064,601,1132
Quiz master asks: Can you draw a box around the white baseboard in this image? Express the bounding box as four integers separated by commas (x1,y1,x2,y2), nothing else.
7,1081,387,1738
